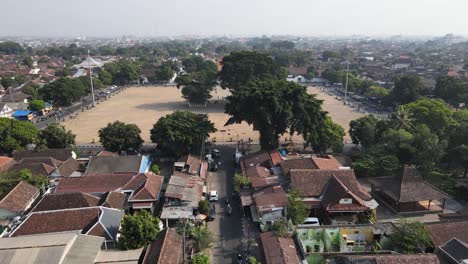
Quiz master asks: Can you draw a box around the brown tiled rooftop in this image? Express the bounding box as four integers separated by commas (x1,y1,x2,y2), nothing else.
280,158,317,175
10,207,101,237
253,186,288,213
290,169,371,200
0,181,39,214
56,173,136,193
368,166,449,203
102,191,127,209
260,231,300,264
311,155,342,169
130,173,164,201
338,254,440,264
143,228,183,264
321,175,368,212
32,192,100,212
425,220,468,246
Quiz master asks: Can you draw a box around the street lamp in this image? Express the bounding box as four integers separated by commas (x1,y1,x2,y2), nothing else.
88,50,96,107
344,60,350,105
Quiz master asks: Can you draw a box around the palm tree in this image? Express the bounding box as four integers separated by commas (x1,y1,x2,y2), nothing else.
191,226,216,252
390,106,415,130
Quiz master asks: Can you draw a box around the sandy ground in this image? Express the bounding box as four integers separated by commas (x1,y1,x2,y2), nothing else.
64,86,365,144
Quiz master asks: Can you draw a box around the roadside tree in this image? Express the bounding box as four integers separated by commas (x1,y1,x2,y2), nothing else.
118,210,161,250
98,121,143,153
0,118,39,153
39,124,76,149
150,111,216,157
28,99,46,112
39,77,86,106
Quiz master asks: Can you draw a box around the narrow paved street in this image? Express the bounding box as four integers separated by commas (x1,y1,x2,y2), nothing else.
206,145,243,264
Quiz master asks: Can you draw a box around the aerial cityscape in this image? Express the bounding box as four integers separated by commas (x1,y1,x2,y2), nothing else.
0,1,467,264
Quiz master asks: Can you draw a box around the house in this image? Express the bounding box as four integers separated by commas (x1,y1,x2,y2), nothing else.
125,173,164,214
9,206,124,246
0,103,13,117
244,164,280,189
425,219,468,263
11,109,34,121
368,166,449,214
160,173,204,224
0,232,104,264
437,238,468,264
8,156,82,183
12,148,76,162
84,155,152,175
142,228,184,264
260,231,301,264
296,223,395,259
392,56,412,70
327,254,440,264
287,75,308,83
94,248,144,264
0,181,40,225
281,155,343,176
32,191,127,212
290,169,378,224
174,154,208,180
0,156,15,172
288,66,307,76
252,186,288,229
56,172,163,213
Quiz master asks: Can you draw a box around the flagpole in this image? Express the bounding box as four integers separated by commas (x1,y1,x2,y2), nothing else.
88,50,96,107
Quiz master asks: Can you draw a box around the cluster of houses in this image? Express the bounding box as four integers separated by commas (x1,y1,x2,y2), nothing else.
234,148,467,264
0,149,188,264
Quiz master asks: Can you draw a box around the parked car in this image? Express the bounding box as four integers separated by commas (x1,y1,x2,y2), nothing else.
207,202,216,221
209,190,218,201
299,217,320,227
211,149,221,159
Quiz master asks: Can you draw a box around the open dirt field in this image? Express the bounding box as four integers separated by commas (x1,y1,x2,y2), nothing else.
64,86,365,144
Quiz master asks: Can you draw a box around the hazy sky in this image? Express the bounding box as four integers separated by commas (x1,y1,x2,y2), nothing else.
2,0,467,37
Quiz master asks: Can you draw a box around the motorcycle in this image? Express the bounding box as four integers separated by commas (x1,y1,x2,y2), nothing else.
227,204,232,216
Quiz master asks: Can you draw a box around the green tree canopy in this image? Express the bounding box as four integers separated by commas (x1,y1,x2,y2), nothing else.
192,253,211,264
150,111,216,157
98,69,112,85
154,61,175,82
39,124,76,149
104,60,143,85
219,51,286,91
1,77,17,89
448,144,468,177
23,57,33,67
150,164,160,174
118,210,161,250
403,98,455,137
225,79,325,151
176,57,217,104
191,226,216,252
390,75,424,105
306,116,345,153
349,115,380,148
288,190,308,225
98,121,143,153
434,76,468,107
77,76,103,94
365,85,390,97
28,99,46,112
0,118,39,153
389,220,432,253
0,42,24,54
39,77,86,106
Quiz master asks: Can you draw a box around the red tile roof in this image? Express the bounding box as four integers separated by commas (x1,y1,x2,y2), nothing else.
425,220,468,246
290,169,371,201
260,231,300,264
130,173,164,201
253,186,288,213
311,155,342,169
339,254,439,264
56,173,136,193
269,150,283,166
0,156,15,172
32,192,100,212
143,228,183,264
280,158,317,175
10,207,101,237
0,181,39,214
240,151,272,171
102,191,127,209
321,176,368,212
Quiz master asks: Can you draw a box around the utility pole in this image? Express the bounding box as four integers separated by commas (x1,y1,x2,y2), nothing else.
344,60,349,105
88,50,96,107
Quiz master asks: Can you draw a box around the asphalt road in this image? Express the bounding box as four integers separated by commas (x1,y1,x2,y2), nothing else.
206,145,244,264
